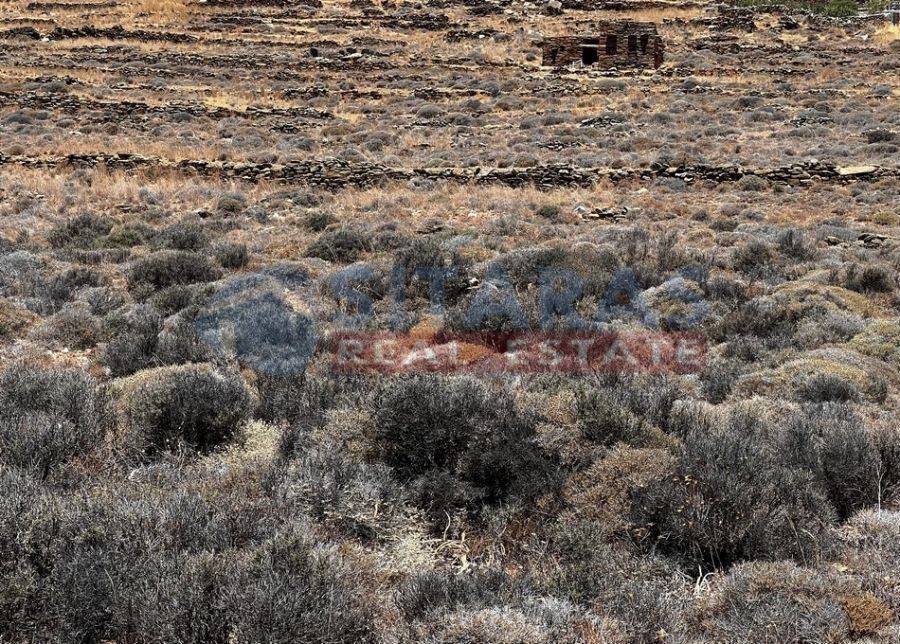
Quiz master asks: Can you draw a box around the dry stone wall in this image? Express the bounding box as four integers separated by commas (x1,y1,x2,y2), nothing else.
0,154,894,190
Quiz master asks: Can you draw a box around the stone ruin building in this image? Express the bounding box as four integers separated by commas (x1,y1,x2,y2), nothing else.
541,22,664,70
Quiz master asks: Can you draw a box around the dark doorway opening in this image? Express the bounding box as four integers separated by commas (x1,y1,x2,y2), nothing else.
605,35,617,55
582,45,598,65
628,35,638,53
549,47,559,64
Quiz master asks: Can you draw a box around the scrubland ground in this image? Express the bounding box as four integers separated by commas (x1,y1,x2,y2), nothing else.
0,0,898,641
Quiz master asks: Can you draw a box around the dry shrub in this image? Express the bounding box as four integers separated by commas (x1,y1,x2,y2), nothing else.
0,365,105,478
127,250,222,294
369,375,557,515
840,592,894,637
631,405,835,569
783,403,881,520
225,524,377,644
419,607,570,644
112,363,253,457
576,388,649,447
0,299,38,340
564,447,674,537
835,510,900,611
396,569,617,644
545,521,690,641
695,561,851,643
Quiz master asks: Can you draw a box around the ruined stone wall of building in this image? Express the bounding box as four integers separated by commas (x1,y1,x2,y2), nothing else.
541,23,663,69
541,36,583,66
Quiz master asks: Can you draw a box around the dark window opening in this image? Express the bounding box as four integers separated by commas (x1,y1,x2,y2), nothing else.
640,34,649,53
582,45,598,65
605,35,617,55
628,35,637,53
549,47,559,64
